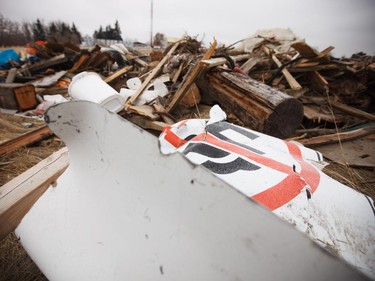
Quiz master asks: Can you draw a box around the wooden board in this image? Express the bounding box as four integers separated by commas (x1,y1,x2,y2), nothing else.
0,147,69,241
0,125,53,155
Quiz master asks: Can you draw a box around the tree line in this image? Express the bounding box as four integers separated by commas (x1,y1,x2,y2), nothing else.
0,14,124,46
0,14,83,46
93,20,122,41
1,14,167,48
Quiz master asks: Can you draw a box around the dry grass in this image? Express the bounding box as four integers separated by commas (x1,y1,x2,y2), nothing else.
0,112,63,280
0,138,64,185
0,233,47,281
0,113,45,142
0,138,63,281
323,162,375,201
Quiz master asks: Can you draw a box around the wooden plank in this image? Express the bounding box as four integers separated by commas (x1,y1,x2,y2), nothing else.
166,39,217,113
104,65,133,83
0,126,53,155
298,126,375,147
303,105,338,123
330,100,375,122
125,54,149,68
289,64,339,72
291,41,320,58
68,53,91,73
240,57,261,73
20,54,67,74
5,68,17,84
126,105,160,120
126,42,181,106
272,54,302,90
126,115,168,131
172,61,185,83
0,147,69,241
303,96,375,122
201,54,250,68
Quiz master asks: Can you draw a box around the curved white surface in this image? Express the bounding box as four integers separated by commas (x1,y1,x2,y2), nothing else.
16,101,370,280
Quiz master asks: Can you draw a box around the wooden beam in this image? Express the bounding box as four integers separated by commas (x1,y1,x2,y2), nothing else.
0,147,69,241
104,65,133,83
298,126,375,147
165,39,217,113
126,42,181,106
0,126,53,155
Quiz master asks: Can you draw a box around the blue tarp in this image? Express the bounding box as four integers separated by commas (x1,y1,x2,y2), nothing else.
0,49,20,69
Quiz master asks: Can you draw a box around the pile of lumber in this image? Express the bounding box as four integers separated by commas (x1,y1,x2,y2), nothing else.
1,31,374,147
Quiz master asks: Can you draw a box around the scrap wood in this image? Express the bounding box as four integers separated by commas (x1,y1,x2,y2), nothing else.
303,105,343,123
126,41,181,107
31,71,67,88
172,61,185,83
240,57,262,73
308,71,329,93
20,54,68,74
126,105,160,120
0,126,53,155
126,115,168,131
271,53,302,90
291,41,320,58
303,96,375,122
104,65,133,83
298,125,375,147
5,68,17,84
153,100,175,125
201,54,250,68
125,53,149,68
329,100,375,122
289,63,340,72
0,147,69,241
68,53,91,73
165,39,218,113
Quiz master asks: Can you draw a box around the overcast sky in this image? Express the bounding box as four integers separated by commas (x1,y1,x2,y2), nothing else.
2,0,374,57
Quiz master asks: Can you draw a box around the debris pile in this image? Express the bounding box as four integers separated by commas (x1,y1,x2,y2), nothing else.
0,29,374,281
1,29,374,163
